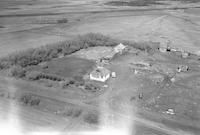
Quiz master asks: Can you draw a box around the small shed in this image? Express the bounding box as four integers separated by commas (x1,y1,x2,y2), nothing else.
111,72,116,78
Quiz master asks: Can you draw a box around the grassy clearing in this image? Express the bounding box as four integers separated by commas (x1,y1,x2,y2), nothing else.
27,56,95,78
72,46,114,60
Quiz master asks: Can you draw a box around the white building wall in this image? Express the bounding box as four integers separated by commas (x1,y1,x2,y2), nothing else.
89,73,110,82
114,43,126,53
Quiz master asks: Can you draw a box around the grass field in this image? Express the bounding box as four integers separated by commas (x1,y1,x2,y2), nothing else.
0,0,199,56
71,46,114,60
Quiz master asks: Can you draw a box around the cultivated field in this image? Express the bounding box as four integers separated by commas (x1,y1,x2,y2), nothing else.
0,0,200,56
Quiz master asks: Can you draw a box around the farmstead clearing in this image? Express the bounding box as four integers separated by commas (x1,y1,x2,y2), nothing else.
0,0,200,135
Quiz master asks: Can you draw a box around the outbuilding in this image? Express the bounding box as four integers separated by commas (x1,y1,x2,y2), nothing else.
111,72,116,78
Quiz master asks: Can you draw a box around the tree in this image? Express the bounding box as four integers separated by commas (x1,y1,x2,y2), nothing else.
9,65,26,78
26,71,41,80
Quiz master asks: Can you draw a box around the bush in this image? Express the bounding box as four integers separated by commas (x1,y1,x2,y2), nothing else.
74,76,85,86
20,94,40,106
83,113,99,124
85,83,100,92
20,94,31,104
26,71,42,80
85,84,93,91
61,79,71,88
30,98,40,106
63,108,82,118
73,109,82,117
44,81,53,87
57,18,68,24
9,66,26,78
69,79,75,85
64,109,73,116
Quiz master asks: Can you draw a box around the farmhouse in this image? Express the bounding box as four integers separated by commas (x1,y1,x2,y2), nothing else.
114,43,126,53
89,66,110,82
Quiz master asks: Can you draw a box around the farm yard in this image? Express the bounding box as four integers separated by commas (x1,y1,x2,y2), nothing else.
0,0,200,135
0,34,200,134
